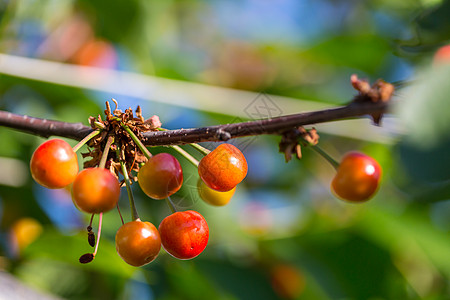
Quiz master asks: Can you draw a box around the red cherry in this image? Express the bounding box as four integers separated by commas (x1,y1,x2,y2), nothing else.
72,168,120,213
115,220,161,267
30,139,79,189
158,210,209,260
198,144,247,192
137,153,183,200
331,152,381,202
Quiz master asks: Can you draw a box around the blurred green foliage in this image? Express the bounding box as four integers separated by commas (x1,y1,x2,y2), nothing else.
1,0,450,299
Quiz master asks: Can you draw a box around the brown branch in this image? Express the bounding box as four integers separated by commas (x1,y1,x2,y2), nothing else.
0,111,92,140
0,101,388,146
141,102,388,145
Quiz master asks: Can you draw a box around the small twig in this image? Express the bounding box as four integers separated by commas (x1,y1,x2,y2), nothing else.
170,145,199,167
165,196,177,214
189,143,211,156
98,136,114,169
73,130,100,153
116,144,139,221
310,146,340,170
119,122,152,159
93,212,103,257
116,204,124,225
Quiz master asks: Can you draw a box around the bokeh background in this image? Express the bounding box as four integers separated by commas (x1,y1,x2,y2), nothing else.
1,0,450,299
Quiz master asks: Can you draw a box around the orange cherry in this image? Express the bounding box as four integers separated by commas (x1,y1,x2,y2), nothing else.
270,264,305,299
115,220,161,267
198,144,247,192
72,168,120,213
30,139,78,189
433,44,450,65
331,152,381,202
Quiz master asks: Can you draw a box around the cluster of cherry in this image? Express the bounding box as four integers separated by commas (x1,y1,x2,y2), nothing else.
30,138,247,266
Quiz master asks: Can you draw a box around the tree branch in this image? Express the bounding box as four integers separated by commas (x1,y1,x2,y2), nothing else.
142,102,387,145
0,101,388,146
0,111,92,140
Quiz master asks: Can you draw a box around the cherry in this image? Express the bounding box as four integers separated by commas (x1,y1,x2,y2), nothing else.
30,139,79,189
9,217,43,254
197,178,235,206
270,264,305,299
198,144,247,192
72,39,118,69
331,152,381,202
72,168,120,213
115,219,161,267
138,153,183,200
433,44,450,65
158,210,209,260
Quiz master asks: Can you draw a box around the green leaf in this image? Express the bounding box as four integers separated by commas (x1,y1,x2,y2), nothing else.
397,65,450,148
302,35,390,74
23,229,136,278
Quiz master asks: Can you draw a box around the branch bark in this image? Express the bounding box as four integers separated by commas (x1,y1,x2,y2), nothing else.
0,111,92,140
0,101,388,146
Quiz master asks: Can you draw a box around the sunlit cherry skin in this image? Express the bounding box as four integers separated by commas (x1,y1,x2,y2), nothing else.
72,168,120,213
159,210,209,260
331,152,382,202
138,153,183,200
197,178,236,206
30,139,79,189
198,144,247,192
115,220,161,267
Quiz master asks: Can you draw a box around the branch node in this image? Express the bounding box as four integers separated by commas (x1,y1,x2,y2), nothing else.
279,127,320,162
216,129,231,141
350,74,394,125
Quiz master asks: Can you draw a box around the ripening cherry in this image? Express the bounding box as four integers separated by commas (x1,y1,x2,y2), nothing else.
30,139,79,189
433,44,450,65
270,264,305,299
9,217,43,254
197,178,236,206
115,220,161,267
159,210,209,260
198,144,247,192
331,152,381,202
137,153,183,200
72,168,120,213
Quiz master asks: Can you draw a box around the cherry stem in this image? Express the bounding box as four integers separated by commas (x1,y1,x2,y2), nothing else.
88,213,95,228
159,127,211,155
310,146,340,171
159,127,201,166
73,130,100,153
93,212,103,257
119,122,153,160
99,135,114,169
165,196,177,214
116,145,140,221
116,204,124,225
170,145,199,167
189,143,211,156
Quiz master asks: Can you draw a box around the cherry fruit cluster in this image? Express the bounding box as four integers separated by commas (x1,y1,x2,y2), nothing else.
28,102,381,267
29,104,249,267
